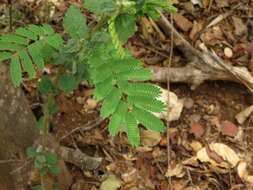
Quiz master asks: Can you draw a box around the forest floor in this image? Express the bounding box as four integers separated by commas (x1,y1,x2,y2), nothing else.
1,0,253,189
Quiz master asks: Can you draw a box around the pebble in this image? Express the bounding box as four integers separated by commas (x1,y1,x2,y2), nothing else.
224,47,233,58
86,98,97,110
184,98,194,109
189,114,201,122
76,96,85,105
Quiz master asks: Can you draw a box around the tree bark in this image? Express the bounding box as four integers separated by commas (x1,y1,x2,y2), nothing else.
0,62,39,189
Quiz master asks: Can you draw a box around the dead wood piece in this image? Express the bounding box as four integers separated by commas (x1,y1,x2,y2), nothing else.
148,65,237,89
156,9,253,92
59,146,102,170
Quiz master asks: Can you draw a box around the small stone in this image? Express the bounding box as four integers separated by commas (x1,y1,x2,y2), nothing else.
189,114,201,122
76,96,85,105
184,98,194,109
86,98,97,110
224,47,233,58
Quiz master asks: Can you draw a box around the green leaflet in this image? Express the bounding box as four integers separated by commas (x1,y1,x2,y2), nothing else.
59,74,78,93
42,24,54,35
115,13,137,43
63,5,88,39
28,42,44,69
44,34,63,49
19,50,35,78
132,107,165,132
28,24,45,36
15,28,38,40
0,22,62,87
91,64,112,84
93,76,116,101
145,0,177,13
125,111,140,146
0,35,28,45
111,57,143,73
117,68,152,80
108,101,128,136
100,87,121,118
128,95,165,113
0,52,12,62
32,185,43,190
123,82,161,98
10,56,22,87
83,0,117,15
0,41,23,51
38,77,55,94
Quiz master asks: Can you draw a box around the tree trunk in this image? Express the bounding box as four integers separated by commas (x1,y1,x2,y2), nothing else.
0,62,39,189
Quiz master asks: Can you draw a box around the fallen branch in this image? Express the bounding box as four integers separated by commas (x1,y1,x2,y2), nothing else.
155,9,253,92
58,146,102,170
148,65,242,89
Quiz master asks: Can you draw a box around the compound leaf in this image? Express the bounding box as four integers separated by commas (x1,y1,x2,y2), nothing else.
115,13,137,43
63,5,88,39
83,0,117,15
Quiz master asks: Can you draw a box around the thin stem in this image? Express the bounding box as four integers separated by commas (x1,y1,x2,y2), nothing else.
8,0,12,32
166,11,174,190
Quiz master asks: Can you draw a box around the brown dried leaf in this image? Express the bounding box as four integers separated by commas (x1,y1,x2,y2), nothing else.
205,145,225,164
248,58,253,72
221,121,238,137
165,163,185,178
173,13,193,32
140,129,161,147
196,143,240,170
232,16,247,36
189,122,205,138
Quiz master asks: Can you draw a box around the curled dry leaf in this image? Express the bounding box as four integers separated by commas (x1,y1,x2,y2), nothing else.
165,163,185,178
153,87,184,122
140,129,161,147
235,105,253,124
205,145,225,164
221,121,238,137
232,16,247,37
190,141,203,152
196,143,240,172
248,58,253,72
237,161,253,184
100,175,121,190
189,122,205,138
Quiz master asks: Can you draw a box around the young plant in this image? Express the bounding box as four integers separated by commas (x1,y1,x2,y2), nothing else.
0,0,176,188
